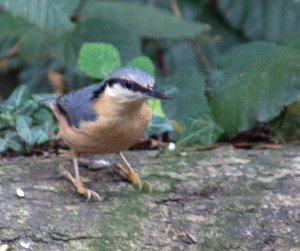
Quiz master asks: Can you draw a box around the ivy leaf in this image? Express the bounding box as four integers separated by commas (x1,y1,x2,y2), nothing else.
179,113,224,146
78,43,121,79
0,131,23,153
209,41,300,137
128,56,155,76
31,93,57,103
15,115,35,146
17,99,39,115
33,107,54,123
0,119,7,130
146,115,174,137
31,126,49,144
0,137,8,153
4,85,30,108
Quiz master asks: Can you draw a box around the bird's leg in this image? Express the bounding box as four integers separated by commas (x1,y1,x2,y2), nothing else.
116,152,151,191
60,157,101,201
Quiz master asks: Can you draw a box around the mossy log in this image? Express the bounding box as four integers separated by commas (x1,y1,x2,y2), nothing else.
0,146,299,250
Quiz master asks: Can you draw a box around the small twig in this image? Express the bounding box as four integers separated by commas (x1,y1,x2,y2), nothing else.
0,44,19,62
170,0,181,17
189,39,212,73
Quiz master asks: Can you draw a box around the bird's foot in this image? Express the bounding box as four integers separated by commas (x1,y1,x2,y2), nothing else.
115,164,151,192
59,170,101,201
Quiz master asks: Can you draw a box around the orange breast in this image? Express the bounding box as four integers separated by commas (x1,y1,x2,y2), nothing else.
55,98,152,155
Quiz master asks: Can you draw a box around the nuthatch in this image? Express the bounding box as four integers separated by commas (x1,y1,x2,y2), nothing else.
42,67,169,201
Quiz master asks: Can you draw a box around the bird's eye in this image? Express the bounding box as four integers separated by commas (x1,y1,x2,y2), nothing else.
125,82,133,89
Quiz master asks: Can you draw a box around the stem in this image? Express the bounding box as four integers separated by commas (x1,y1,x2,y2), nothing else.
189,39,212,73
170,0,181,17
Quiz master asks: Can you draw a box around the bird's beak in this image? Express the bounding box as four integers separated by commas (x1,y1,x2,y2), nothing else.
146,88,170,100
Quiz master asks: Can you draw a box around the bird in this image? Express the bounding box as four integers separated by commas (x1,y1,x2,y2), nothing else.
42,67,169,201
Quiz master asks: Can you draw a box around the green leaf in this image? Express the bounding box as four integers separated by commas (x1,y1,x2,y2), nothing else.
56,18,141,69
0,111,15,127
33,107,54,122
209,41,300,137
15,115,35,146
0,131,23,152
78,43,121,79
31,126,49,145
5,85,30,107
0,138,8,153
145,115,174,137
128,56,155,76
179,113,224,146
17,100,39,115
0,119,7,130
19,26,59,64
147,99,165,118
162,71,210,128
0,13,30,39
80,1,203,39
32,93,58,103
164,41,201,74
217,0,300,42
0,0,77,35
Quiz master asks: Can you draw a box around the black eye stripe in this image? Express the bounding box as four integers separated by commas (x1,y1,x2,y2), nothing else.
105,78,149,93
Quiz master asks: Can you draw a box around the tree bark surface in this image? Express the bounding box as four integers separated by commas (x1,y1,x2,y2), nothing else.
0,146,299,250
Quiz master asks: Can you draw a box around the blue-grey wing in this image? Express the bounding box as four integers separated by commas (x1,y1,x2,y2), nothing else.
56,83,105,128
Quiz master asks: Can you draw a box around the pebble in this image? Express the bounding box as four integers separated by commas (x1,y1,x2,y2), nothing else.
0,244,8,251
16,188,25,198
168,142,176,151
20,241,31,249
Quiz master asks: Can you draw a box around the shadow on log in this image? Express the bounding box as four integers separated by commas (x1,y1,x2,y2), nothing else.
0,146,300,250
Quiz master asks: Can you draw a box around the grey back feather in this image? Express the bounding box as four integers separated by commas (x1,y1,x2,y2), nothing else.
56,84,103,128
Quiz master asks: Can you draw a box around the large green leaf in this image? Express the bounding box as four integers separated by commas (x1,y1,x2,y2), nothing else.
78,43,121,79
162,71,210,128
0,13,30,38
80,1,203,39
209,41,300,137
217,0,300,42
164,41,203,74
0,0,78,35
57,18,141,69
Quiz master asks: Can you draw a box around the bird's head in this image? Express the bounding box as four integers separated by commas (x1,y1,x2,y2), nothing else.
103,67,169,103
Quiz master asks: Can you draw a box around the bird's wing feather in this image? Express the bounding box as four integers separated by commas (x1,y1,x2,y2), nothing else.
56,83,105,128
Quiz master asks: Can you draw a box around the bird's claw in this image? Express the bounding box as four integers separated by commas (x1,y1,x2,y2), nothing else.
115,163,151,192
59,170,101,202
85,189,102,202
